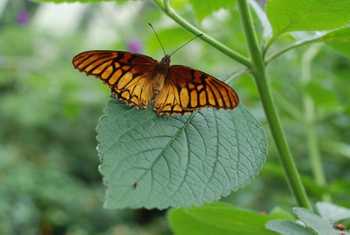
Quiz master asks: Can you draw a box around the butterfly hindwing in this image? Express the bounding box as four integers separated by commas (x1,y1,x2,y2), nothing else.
154,65,239,115
72,50,158,108
73,51,239,115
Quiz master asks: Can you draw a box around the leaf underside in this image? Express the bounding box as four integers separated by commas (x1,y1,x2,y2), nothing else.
97,100,267,209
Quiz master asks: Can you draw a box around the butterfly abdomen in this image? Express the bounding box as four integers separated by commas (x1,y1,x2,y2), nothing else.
150,56,170,105
151,73,166,105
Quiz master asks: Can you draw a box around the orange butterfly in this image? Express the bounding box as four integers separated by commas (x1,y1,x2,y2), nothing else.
72,50,239,115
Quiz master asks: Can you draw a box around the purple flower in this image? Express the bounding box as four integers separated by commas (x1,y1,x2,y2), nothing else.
127,39,142,54
16,10,29,25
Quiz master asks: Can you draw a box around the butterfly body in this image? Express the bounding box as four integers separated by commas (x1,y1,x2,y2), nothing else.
156,55,171,74
150,55,170,103
72,50,239,115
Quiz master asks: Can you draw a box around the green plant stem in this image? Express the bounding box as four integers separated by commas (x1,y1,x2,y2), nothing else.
266,36,321,64
224,68,250,83
155,0,312,209
237,0,312,209
153,0,251,67
301,45,330,201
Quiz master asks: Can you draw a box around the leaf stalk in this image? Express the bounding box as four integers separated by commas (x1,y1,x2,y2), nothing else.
153,0,251,67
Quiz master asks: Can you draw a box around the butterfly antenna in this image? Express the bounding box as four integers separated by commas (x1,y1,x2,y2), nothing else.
169,33,203,57
148,23,167,56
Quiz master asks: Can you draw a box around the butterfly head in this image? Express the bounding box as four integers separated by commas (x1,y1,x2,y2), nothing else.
160,55,171,66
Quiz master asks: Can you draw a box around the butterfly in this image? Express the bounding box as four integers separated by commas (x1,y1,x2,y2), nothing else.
72,50,239,115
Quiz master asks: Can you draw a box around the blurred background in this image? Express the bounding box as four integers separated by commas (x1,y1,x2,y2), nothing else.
0,0,349,234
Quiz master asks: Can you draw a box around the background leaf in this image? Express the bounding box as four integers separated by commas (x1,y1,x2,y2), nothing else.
293,208,337,235
190,0,236,21
266,221,314,235
267,206,348,235
266,0,350,36
97,101,267,209
316,202,350,224
169,202,279,235
322,27,350,59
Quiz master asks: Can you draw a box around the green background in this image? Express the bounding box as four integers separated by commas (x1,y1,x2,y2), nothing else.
1,0,349,234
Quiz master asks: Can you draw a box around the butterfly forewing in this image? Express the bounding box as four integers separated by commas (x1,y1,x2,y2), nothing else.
72,50,158,108
154,65,239,115
73,51,239,115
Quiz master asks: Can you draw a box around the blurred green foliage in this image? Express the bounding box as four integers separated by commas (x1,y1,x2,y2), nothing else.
0,0,349,234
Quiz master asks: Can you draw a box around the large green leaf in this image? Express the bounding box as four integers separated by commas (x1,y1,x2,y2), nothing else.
169,202,279,235
322,27,350,59
190,0,236,21
97,101,266,209
267,0,350,36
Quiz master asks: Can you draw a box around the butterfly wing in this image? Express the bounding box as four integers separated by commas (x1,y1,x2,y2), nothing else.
154,65,239,115
72,50,158,108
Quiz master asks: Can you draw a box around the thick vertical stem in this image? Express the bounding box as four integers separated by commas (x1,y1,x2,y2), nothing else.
237,0,312,209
